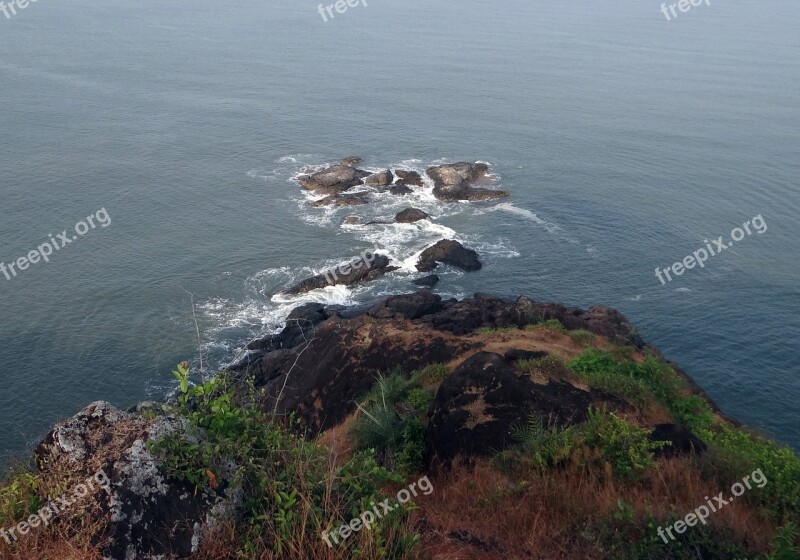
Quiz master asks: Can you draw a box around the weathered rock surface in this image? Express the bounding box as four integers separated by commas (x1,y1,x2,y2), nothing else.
281,254,397,295
425,352,611,467
395,208,430,223
395,170,424,186
36,402,236,560
365,169,394,186
297,164,369,195
416,239,482,272
426,162,489,186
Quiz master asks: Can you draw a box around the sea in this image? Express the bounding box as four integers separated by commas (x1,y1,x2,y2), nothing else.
1,0,798,463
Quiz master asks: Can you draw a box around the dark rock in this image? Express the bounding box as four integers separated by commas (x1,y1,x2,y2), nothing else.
416,239,482,272
341,156,362,166
426,162,489,186
433,183,509,202
246,303,328,352
371,290,445,320
297,164,369,196
281,253,397,295
412,275,440,288
310,192,370,207
388,184,413,195
504,349,549,362
395,208,430,223
365,169,394,187
425,352,604,468
395,170,424,186
650,424,707,457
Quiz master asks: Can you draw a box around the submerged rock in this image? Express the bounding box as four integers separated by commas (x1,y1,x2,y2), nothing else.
416,239,482,272
412,274,440,288
310,192,370,207
388,184,414,195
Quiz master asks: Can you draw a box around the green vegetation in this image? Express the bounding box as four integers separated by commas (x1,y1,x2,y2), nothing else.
516,354,567,377
525,318,568,333
351,370,434,475
568,329,595,345
409,363,450,384
149,364,419,558
0,469,40,529
509,408,665,481
477,326,519,335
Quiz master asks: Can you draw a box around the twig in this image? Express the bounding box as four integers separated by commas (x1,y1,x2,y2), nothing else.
180,286,204,378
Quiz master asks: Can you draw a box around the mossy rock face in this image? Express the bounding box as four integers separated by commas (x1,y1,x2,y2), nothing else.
425,352,614,469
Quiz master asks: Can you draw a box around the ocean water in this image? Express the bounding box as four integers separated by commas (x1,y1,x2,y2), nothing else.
1,0,798,462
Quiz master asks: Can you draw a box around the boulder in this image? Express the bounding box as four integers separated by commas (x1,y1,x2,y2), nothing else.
297,164,369,196
365,169,394,187
416,240,482,272
425,352,603,468
426,162,489,186
412,275,440,288
341,156,362,166
36,402,236,560
395,208,430,223
247,303,329,352
341,216,363,226
395,170,424,186
388,184,413,196
281,254,397,295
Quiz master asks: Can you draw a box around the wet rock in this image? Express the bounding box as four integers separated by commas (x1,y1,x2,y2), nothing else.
341,156,362,166
365,169,394,187
310,192,370,207
395,208,430,223
412,275,440,288
371,290,445,320
416,240,482,272
388,184,414,195
426,162,489,186
341,216,363,226
395,170,424,186
425,352,603,468
433,183,509,202
281,253,397,295
247,303,329,353
297,164,369,196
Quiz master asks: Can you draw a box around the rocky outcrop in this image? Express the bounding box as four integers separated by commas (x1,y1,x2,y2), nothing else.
35,402,236,560
365,169,394,186
426,162,509,201
395,208,430,223
395,170,424,186
416,240,482,272
426,162,489,186
281,253,397,295
425,352,612,468
297,164,370,195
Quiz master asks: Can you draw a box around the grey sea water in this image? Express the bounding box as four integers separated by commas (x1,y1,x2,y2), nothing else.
1,0,798,462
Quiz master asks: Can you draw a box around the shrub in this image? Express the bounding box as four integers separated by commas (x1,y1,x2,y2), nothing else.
410,363,450,384
568,329,595,345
